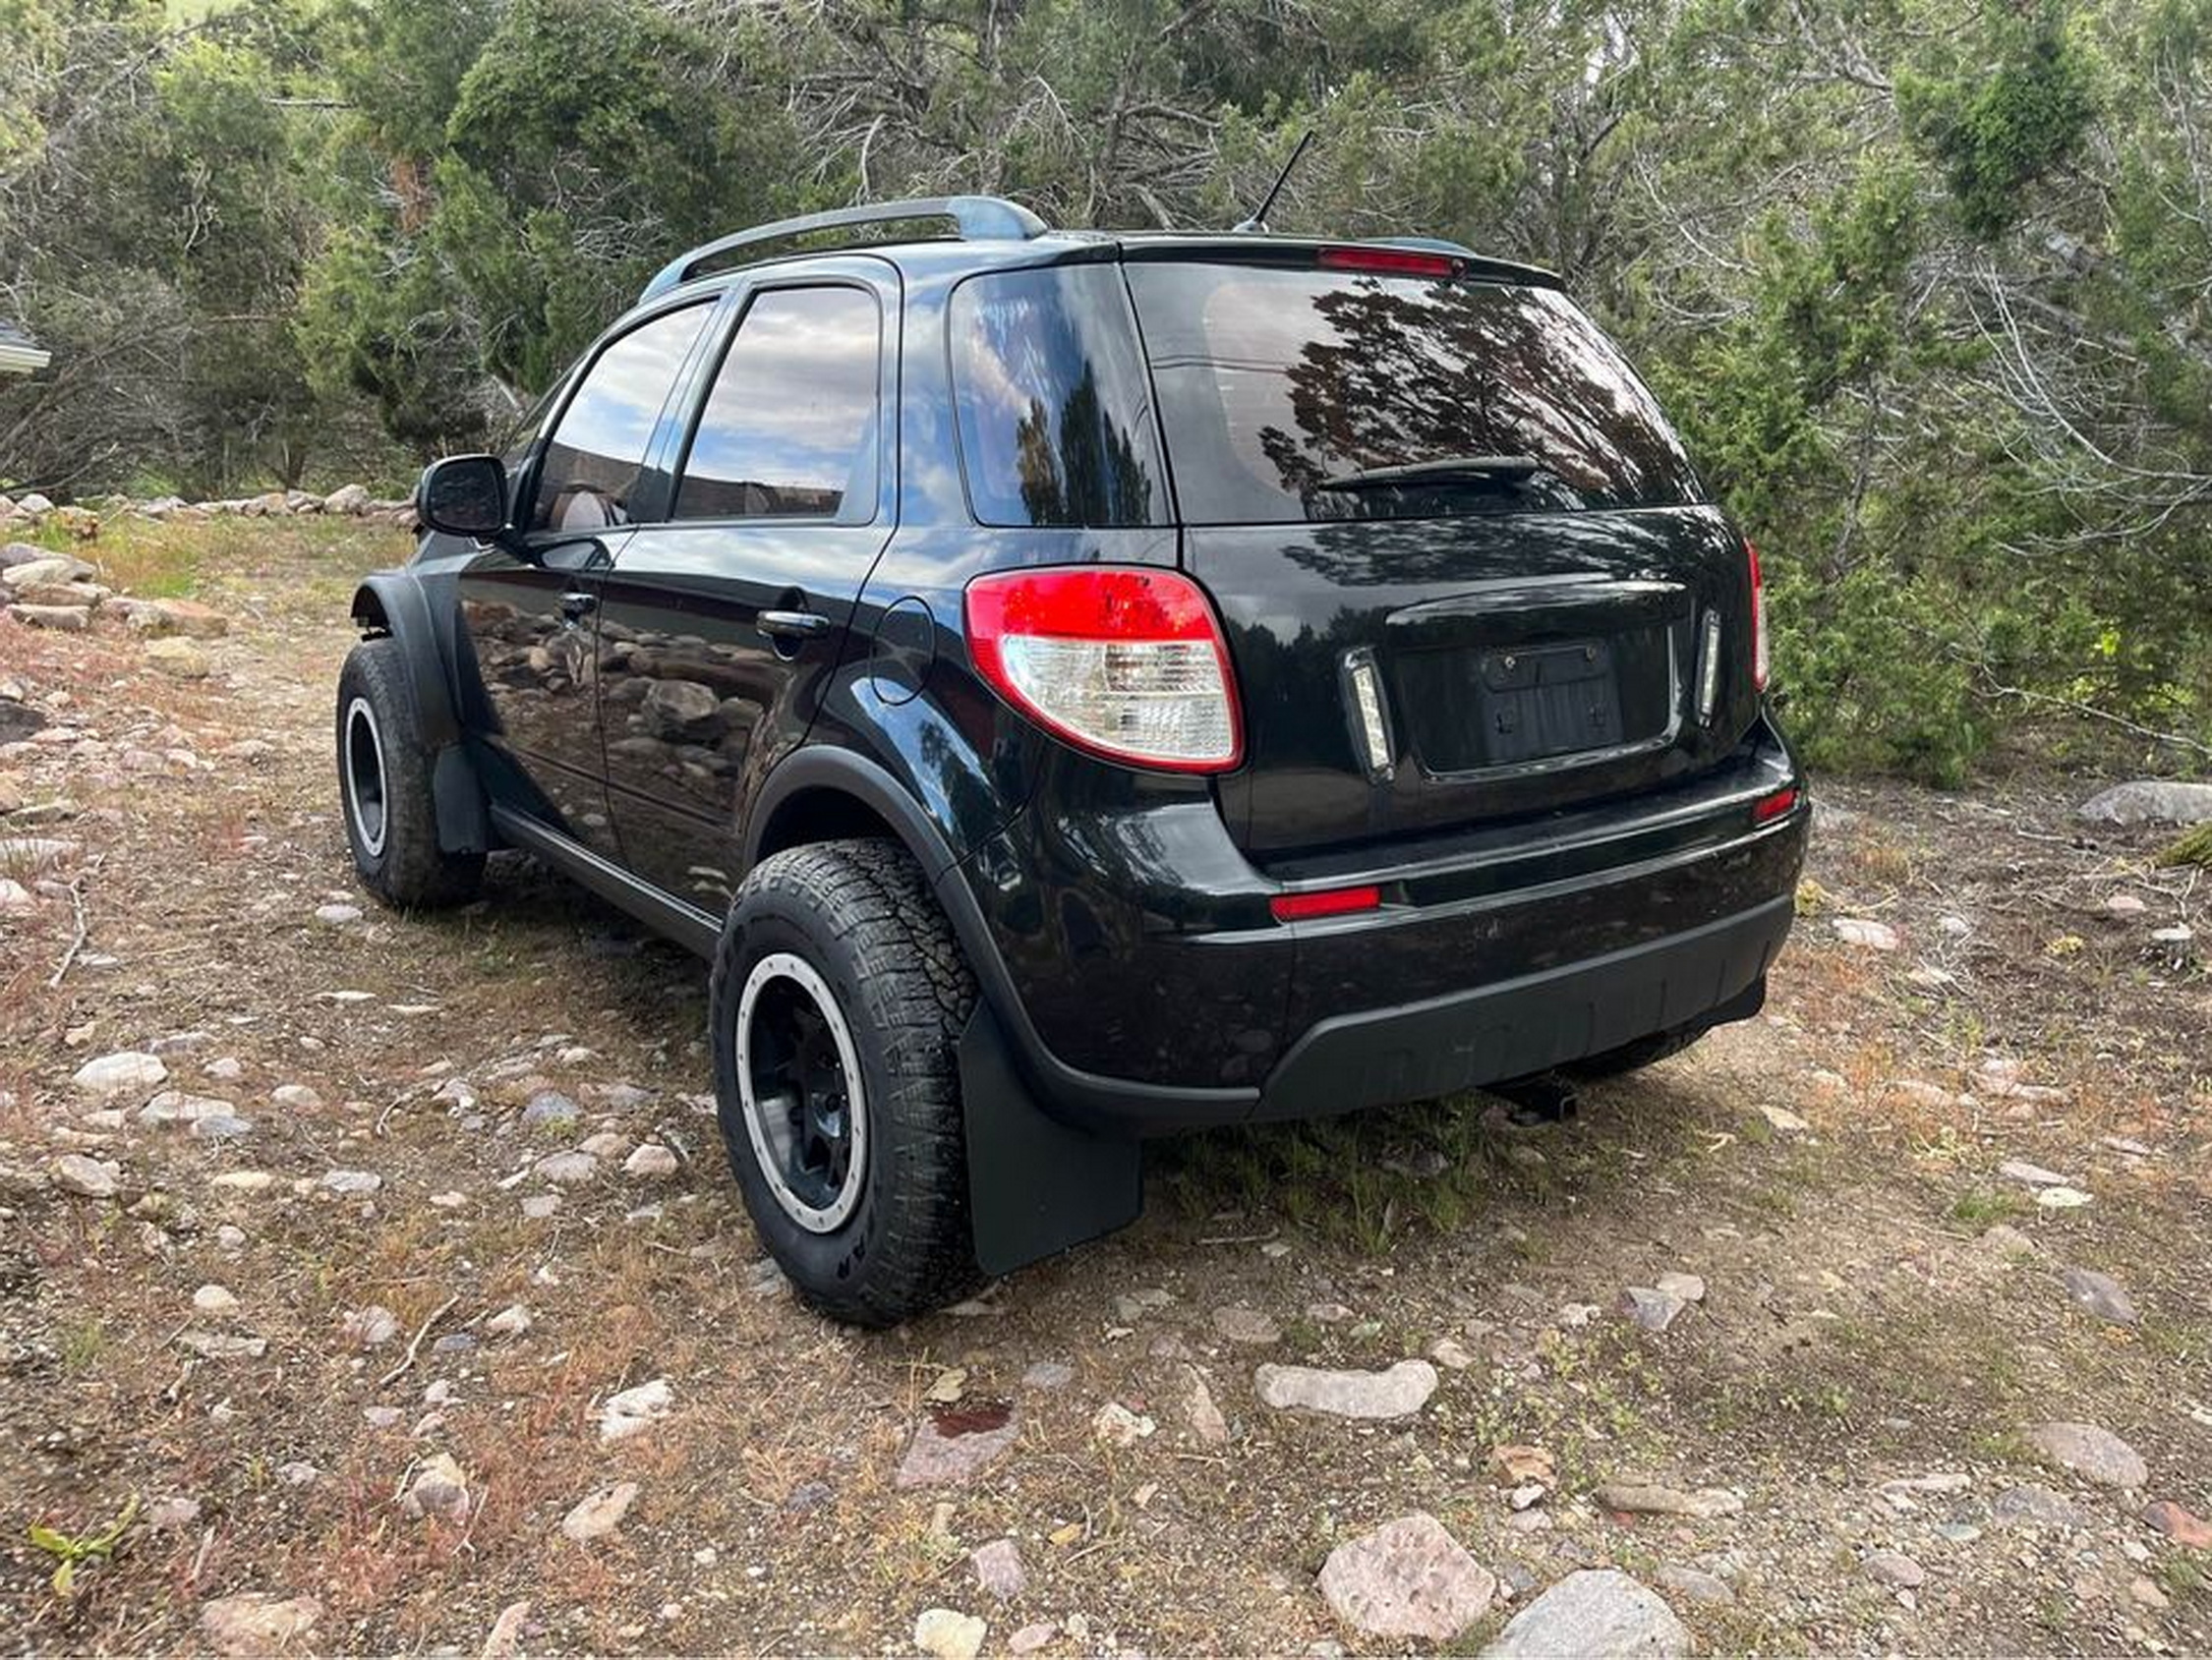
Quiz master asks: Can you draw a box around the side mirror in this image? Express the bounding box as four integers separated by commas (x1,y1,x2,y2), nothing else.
416,454,508,539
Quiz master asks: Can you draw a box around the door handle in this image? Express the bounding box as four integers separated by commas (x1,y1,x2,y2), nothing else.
758,609,833,642
559,590,598,620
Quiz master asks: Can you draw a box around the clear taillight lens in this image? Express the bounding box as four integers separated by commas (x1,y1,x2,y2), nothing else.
964,566,1244,773
1746,537,1771,692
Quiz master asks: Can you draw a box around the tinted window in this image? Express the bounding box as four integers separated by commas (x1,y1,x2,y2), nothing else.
529,304,710,533
1125,262,1703,523
949,264,1168,528
673,287,881,522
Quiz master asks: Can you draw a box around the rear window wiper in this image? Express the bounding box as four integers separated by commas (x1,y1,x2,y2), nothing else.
1315,454,1544,492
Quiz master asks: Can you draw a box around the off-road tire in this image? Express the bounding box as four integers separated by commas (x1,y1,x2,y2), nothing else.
710,838,983,1326
1566,1024,1708,1080
335,638,485,908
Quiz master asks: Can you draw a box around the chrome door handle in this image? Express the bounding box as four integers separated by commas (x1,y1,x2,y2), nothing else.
758,609,832,642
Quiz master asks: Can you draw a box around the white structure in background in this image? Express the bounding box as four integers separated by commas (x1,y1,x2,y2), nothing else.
0,320,50,375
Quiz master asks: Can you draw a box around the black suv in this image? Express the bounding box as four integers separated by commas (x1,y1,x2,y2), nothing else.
337,196,1808,1325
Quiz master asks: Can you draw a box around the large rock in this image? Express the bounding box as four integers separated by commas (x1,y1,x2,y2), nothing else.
324,484,373,515
642,678,723,739
1595,1482,1743,1519
2026,1421,2148,1488
560,1480,639,1543
119,597,229,640
146,637,211,679
2078,779,2212,827
2061,1267,2138,1325
9,603,89,631
73,1050,168,1098
1481,1570,1690,1659
1255,1359,1438,1420
52,1153,122,1199
1317,1513,1495,1641
0,553,93,588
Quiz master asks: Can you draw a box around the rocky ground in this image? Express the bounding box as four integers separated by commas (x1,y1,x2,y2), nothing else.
0,517,2207,1657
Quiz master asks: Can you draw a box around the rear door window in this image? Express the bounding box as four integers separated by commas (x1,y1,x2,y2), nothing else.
671,285,883,523
948,264,1170,528
529,303,712,533
1124,261,1703,523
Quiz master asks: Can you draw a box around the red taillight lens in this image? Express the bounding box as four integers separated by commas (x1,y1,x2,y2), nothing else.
1752,785,1798,825
1746,538,1770,691
1318,246,1459,278
964,566,1243,773
1269,886,1382,923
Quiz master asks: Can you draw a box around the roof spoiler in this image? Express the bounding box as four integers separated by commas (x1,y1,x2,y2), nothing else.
639,195,1050,303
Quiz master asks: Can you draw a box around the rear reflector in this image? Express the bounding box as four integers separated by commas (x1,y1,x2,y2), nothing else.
1317,246,1458,278
1269,886,1382,923
1752,785,1799,825
964,566,1243,773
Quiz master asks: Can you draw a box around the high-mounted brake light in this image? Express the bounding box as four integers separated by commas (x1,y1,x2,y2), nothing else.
1269,886,1382,923
1318,246,1459,279
1746,537,1771,692
964,566,1243,773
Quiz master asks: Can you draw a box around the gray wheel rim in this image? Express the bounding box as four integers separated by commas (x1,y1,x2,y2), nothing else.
735,951,868,1232
343,695,387,857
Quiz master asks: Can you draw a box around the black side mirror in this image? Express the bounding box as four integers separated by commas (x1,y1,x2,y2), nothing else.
417,454,508,539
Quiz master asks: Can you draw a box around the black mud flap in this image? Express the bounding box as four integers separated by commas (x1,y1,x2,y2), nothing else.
960,1003,1143,1277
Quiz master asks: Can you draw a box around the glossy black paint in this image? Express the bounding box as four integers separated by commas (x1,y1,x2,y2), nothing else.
363,228,1809,1139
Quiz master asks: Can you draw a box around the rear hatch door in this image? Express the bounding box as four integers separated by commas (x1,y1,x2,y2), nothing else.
1125,250,1763,861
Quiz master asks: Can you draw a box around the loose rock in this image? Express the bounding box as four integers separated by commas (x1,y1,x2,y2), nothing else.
51,1153,121,1199
623,1142,678,1178
146,636,211,678
914,1607,988,1660
2026,1421,2148,1489
971,1536,1026,1599
1481,1569,1690,1659
71,1050,167,1098
2077,779,2212,827
560,1481,639,1543
896,1404,1019,1488
1992,1484,2087,1529
1184,1365,1229,1444
1865,1550,1926,1588
601,1377,674,1443
486,1303,533,1338
1833,917,1899,950
200,1592,322,1656
1255,1359,1438,1420
1092,1401,1156,1445
1655,1565,1733,1606
2062,1267,2138,1325
321,1169,382,1196
1618,1287,1688,1333
534,1150,599,1184
1317,1513,1495,1642
1212,1305,1281,1345
400,1452,471,1521
1595,1483,1743,1520
2143,1499,2212,1549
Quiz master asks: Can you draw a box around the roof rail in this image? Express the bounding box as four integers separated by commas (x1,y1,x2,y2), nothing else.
639,195,1050,302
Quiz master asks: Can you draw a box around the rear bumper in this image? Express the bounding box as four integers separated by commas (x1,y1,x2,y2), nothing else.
1252,893,1789,1121
940,724,1808,1136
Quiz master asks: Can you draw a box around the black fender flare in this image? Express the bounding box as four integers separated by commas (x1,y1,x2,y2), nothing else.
349,570,488,854
350,570,462,750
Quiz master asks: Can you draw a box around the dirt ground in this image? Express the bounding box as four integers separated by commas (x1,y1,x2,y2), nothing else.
1,518,2206,1657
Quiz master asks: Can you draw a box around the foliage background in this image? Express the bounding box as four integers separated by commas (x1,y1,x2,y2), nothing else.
1,0,2207,779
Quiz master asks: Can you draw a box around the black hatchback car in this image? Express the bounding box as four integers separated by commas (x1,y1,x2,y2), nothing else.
337,196,1808,1325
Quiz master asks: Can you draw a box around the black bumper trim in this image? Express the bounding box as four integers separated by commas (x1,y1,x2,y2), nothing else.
1252,893,1793,1122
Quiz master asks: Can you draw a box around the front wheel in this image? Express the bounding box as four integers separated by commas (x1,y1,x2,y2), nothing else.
710,839,983,1326
335,639,484,908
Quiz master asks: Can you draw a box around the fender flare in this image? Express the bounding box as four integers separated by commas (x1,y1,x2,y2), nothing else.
740,742,965,881
350,570,462,750
349,570,488,854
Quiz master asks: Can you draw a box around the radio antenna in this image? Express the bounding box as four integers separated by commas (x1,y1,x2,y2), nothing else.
1234,129,1315,234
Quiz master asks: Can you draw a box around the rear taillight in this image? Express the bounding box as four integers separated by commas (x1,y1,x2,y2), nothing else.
1269,886,1382,923
1752,785,1798,825
964,566,1243,773
1746,538,1770,691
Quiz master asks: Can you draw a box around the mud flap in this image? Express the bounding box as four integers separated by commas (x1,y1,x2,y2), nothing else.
960,1003,1143,1278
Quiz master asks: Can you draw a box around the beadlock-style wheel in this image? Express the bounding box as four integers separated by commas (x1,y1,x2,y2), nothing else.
733,950,869,1232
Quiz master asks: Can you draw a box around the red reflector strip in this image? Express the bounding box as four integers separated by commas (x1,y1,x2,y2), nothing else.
1269,886,1382,923
1752,786,1799,825
1317,246,1458,278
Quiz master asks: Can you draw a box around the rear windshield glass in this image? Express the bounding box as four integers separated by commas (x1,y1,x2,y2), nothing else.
1125,261,1703,523
948,264,1170,528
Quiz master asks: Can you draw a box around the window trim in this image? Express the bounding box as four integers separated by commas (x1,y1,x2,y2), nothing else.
514,294,721,542
661,274,892,531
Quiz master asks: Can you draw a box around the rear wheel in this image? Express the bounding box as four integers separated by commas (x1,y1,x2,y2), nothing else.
710,839,982,1326
335,638,484,908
